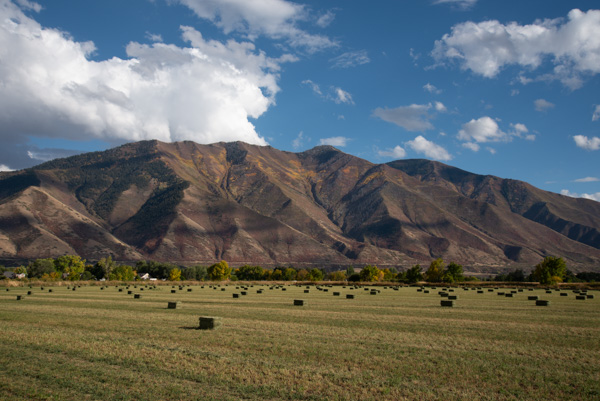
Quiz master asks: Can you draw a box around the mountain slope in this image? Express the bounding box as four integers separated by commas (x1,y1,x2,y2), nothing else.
0,140,599,272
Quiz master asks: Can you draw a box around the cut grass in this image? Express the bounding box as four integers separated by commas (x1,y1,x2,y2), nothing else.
0,285,599,400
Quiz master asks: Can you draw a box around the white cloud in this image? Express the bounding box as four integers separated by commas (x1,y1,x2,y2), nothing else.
0,164,14,171
378,145,406,159
0,2,296,159
573,135,600,150
373,104,434,132
332,87,353,104
315,10,335,28
486,147,497,154
432,9,600,89
319,136,348,147
15,0,41,12
561,189,600,202
145,32,163,43
462,142,480,152
423,83,441,94
292,131,305,149
173,0,337,52
434,101,447,112
406,135,452,161
457,117,530,144
593,105,600,121
574,176,599,183
458,117,507,143
329,50,370,68
432,0,477,10
303,80,353,104
534,99,555,112
302,79,322,96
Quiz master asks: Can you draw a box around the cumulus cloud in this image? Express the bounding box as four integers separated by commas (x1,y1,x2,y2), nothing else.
423,83,441,94
561,189,600,202
534,99,555,112
173,0,337,52
15,0,41,12
319,136,349,147
458,117,531,144
329,50,370,69
0,1,298,168
574,176,599,183
433,101,447,112
432,9,600,89
378,145,406,159
373,104,436,132
593,105,600,121
292,131,307,149
462,142,480,152
406,135,452,161
316,10,335,28
573,135,600,150
0,164,14,172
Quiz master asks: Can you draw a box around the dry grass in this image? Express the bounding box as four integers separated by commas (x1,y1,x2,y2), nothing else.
0,284,599,400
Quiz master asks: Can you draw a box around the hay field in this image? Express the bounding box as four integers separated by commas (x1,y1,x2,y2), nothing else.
1,283,599,400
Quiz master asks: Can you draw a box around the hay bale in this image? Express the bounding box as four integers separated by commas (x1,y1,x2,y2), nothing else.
168,301,181,309
171,290,176,294
48,289,53,293
241,291,247,296
441,300,454,307
16,295,23,301
560,293,568,297
497,292,505,296
448,295,458,300
188,288,193,292
370,291,378,295
528,295,539,300
293,299,305,306
346,294,355,299
333,292,340,296
27,291,32,295
423,290,430,294
587,294,595,299
199,317,221,330
536,300,550,306
505,293,514,298
232,293,239,298
304,290,310,293
118,288,123,292
127,290,133,295
134,294,141,299
576,295,586,300
477,290,484,294
546,290,553,294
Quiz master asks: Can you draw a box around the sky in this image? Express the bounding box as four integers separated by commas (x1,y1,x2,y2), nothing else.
0,0,598,201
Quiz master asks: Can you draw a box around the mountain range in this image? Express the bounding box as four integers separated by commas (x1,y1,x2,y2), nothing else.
1,140,599,273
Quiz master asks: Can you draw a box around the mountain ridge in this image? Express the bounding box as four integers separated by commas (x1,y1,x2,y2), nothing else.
1,140,599,273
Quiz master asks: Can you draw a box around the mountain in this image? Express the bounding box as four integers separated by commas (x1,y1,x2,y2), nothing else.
1,140,599,273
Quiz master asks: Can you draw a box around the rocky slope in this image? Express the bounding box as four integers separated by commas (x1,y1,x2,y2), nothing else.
1,140,599,272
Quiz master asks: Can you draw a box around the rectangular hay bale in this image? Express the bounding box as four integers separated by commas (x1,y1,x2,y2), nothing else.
199,317,221,330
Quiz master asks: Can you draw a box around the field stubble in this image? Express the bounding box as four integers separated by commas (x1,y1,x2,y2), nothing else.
0,283,599,400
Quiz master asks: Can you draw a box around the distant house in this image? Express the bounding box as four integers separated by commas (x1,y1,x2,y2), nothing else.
15,273,26,279
2,271,14,279
139,273,151,280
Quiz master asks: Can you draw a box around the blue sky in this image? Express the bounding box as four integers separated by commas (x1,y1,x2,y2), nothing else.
0,0,598,201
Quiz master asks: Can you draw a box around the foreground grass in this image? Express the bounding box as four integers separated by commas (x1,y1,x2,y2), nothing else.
0,284,599,400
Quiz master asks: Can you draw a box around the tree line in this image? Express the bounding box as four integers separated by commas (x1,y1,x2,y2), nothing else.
2,255,598,284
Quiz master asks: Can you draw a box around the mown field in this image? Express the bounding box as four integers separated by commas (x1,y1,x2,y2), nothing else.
0,282,599,401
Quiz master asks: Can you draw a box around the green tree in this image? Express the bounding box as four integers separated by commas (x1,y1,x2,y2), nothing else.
532,256,566,285
235,265,264,281
109,264,135,281
425,258,444,283
308,268,324,281
328,271,347,281
405,264,423,283
54,255,86,281
93,256,117,280
207,260,231,281
359,265,381,282
296,269,309,281
27,258,56,278
14,266,27,276
382,268,396,281
444,262,464,283
345,266,355,278
283,268,297,281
